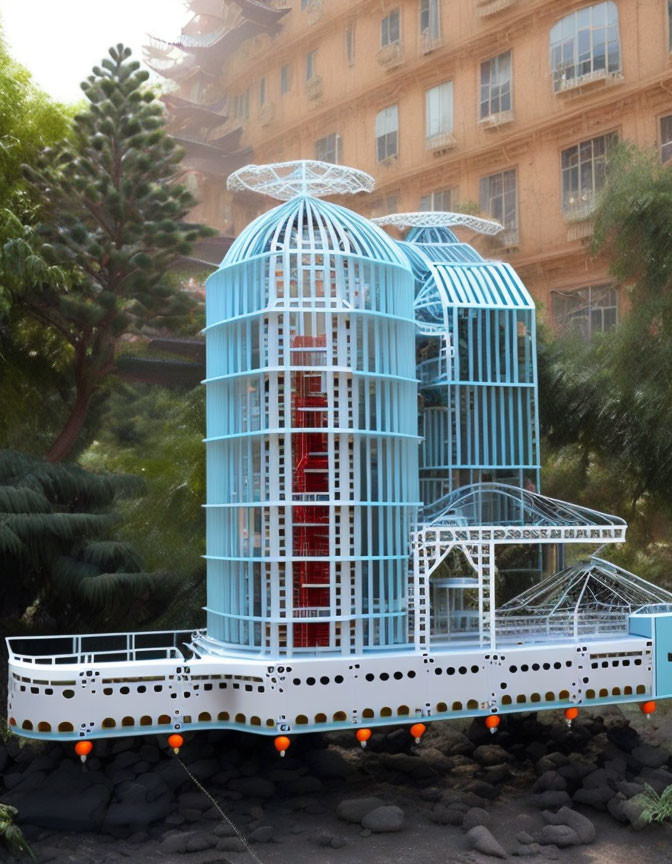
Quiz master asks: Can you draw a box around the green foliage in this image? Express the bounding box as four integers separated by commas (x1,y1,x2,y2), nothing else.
0,30,70,317
0,803,34,859
638,783,672,824
5,43,213,461
81,384,206,629
0,449,168,634
539,141,672,583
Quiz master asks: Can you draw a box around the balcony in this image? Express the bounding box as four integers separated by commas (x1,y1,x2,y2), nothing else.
305,75,323,102
426,131,457,155
490,228,519,250
259,102,275,126
476,0,515,16
562,193,597,224
478,109,515,130
553,67,622,95
419,29,442,55
376,41,404,70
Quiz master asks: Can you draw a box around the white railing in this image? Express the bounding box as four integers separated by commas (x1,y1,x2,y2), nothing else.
7,630,199,666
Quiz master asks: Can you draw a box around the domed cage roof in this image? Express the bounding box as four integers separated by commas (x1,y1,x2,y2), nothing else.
223,195,410,267
498,557,672,638
373,211,534,333
220,160,409,269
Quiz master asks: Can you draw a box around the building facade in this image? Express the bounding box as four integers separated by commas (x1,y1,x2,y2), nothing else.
149,0,672,336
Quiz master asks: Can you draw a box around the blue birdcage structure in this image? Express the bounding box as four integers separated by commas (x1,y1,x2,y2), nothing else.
199,162,420,657
7,163,672,748
374,212,539,508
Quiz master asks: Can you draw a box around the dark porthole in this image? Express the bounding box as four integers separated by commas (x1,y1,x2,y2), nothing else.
532,664,540,671
471,665,479,673
306,677,316,685
335,675,344,683
434,668,442,676
459,667,467,675
394,672,403,680
380,672,389,681
500,683,507,690
509,665,518,673
566,661,572,667
543,663,550,670
553,662,561,669
622,660,630,667
521,665,529,672
293,678,301,685
365,673,375,682
137,685,146,693
447,667,455,675
120,686,130,695
320,676,329,685
407,671,416,678
635,659,642,666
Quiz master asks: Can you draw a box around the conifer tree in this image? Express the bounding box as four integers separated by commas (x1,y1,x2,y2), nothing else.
13,44,212,462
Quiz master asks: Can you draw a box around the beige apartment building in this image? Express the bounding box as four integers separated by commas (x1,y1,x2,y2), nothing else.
147,0,672,336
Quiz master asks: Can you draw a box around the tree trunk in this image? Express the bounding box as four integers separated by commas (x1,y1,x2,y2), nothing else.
46,386,92,463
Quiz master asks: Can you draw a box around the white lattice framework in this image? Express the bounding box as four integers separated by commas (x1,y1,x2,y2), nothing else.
373,211,504,234
227,160,375,200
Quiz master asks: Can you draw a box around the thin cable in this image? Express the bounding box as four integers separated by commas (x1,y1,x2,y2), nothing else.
173,754,265,864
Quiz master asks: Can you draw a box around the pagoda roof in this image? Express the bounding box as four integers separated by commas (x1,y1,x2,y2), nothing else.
161,93,229,129
174,141,253,178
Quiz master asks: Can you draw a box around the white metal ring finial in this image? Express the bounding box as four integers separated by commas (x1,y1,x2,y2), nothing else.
227,160,375,201
372,211,504,235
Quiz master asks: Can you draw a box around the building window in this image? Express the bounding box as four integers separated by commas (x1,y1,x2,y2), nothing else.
305,50,317,81
420,0,440,40
550,2,620,92
425,81,453,140
561,132,617,216
551,284,618,338
376,105,399,162
259,77,266,107
235,89,249,121
479,168,518,238
480,51,512,119
420,187,456,211
316,133,341,164
661,115,672,163
281,64,290,95
345,24,355,66
381,10,400,47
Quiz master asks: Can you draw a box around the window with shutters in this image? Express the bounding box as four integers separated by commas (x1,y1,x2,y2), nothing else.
381,10,400,47
315,133,341,164
376,105,399,162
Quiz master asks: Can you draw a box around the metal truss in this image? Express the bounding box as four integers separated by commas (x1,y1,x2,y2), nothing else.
227,160,375,200
373,211,504,234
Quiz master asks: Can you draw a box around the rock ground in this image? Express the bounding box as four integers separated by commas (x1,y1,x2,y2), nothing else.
2,703,672,864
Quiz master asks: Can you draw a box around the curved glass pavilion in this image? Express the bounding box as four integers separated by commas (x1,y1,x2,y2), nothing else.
202,179,419,656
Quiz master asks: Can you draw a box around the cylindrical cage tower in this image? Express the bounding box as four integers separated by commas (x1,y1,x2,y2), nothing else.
203,189,419,656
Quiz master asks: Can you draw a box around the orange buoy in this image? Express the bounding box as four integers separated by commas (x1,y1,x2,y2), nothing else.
168,733,184,755
565,707,579,726
74,740,93,763
274,735,291,757
640,700,656,718
356,728,372,749
410,723,426,744
485,715,501,734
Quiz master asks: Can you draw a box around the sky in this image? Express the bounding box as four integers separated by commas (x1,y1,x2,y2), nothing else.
1,0,187,103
